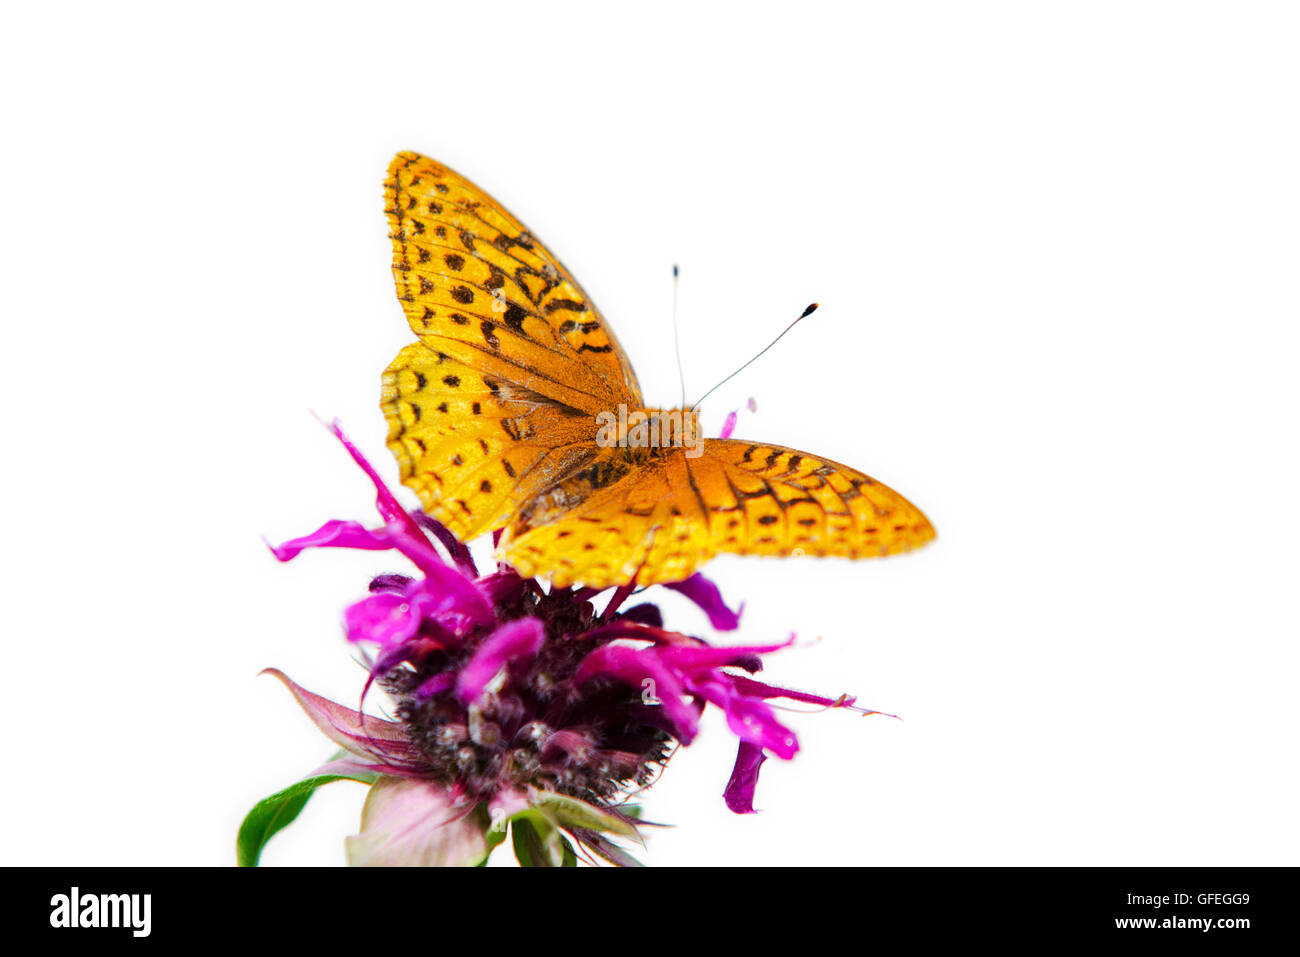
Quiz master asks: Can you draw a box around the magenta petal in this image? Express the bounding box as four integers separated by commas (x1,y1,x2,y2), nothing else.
651,638,794,674
603,583,637,618
580,621,702,647
719,410,739,440
263,668,420,762
344,591,424,649
388,534,463,583
279,423,499,596
665,573,743,631
574,645,700,743
728,674,865,710
328,420,431,548
268,520,404,562
415,511,478,577
268,517,454,590
688,676,799,758
455,618,545,704
415,671,456,700
619,604,663,627
475,570,529,608
365,557,496,631
415,566,495,628
723,741,767,813
344,572,492,647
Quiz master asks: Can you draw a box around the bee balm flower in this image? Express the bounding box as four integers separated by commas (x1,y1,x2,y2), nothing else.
239,423,879,867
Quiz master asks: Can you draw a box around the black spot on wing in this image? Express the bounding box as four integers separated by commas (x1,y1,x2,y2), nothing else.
544,298,588,314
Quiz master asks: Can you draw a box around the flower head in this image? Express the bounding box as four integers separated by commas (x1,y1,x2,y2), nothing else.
249,422,878,866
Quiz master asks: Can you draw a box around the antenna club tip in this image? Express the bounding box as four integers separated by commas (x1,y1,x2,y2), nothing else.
802,302,819,317
672,264,679,277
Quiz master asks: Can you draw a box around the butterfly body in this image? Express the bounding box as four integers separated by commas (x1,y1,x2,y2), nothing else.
381,151,934,588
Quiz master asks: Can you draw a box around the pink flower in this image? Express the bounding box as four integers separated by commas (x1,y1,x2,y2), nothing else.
241,422,878,867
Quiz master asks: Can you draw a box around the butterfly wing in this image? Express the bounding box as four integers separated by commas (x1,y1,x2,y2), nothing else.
382,344,608,541
499,439,934,588
385,152,641,411
687,438,935,560
382,152,642,539
500,451,708,588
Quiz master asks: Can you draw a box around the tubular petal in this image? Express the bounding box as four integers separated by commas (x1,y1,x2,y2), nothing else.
665,573,743,631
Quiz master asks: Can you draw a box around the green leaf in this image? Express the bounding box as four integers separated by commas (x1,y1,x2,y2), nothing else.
527,789,640,840
480,806,510,865
561,834,578,867
511,816,539,867
570,828,644,867
237,756,378,867
511,814,566,867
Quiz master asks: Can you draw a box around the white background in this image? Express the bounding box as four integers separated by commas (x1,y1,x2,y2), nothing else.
3,2,1297,867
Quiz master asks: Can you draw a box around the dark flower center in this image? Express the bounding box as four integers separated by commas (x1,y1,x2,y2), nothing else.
380,583,673,805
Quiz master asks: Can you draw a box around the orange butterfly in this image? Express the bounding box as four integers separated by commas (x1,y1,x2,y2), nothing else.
381,151,935,588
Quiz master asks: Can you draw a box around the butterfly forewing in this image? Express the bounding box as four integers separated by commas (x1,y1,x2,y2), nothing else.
385,152,642,411
383,151,648,539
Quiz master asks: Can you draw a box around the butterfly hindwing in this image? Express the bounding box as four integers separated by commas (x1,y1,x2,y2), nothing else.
501,441,935,587
500,455,704,588
693,439,936,560
383,342,607,541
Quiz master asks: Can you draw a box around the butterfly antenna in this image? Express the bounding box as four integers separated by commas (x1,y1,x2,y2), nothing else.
691,302,818,411
672,264,686,409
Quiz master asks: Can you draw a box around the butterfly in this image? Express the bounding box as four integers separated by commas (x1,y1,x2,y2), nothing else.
380,151,935,588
